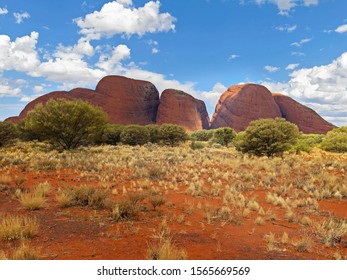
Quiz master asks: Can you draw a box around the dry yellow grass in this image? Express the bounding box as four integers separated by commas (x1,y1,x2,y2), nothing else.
0,215,39,241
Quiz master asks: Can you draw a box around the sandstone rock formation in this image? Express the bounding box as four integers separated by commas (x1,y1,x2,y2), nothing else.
210,84,282,131
6,75,335,134
157,89,210,131
7,76,160,125
273,93,336,134
95,76,159,125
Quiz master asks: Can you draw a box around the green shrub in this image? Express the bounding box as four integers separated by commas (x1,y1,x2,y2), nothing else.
21,99,108,150
145,124,161,144
159,124,187,146
321,127,347,153
235,118,300,157
120,125,150,146
210,127,236,147
101,124,124,145
190,141,205,150
0,122,18,147
190,130,214,141
291,134,324,153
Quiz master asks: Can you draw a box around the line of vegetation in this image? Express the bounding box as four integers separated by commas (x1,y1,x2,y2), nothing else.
1,99,346,155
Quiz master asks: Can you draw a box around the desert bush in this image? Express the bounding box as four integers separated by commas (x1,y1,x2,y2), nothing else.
100,124,124,145
21,99,108,150
190,130,214,141
0,215,38,241
120,125,150,146
145,124,161,144
290,134,324,153
235,118,300,157
0,121,18,147
321,127,347,152
210,127,236,147
159,124,187,146
189,141,205,150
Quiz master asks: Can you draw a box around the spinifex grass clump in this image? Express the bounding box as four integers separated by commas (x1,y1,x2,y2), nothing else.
11,242,40,260
56,185,111,209
147,220,187,260
0,215,39,241
314,217,347,247
19,192,45,210
111,192,146,222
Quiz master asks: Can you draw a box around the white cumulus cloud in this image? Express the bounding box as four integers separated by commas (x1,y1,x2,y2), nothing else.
74,1,176,40
263,51,347,126
97,44,131,71
0,32,40,73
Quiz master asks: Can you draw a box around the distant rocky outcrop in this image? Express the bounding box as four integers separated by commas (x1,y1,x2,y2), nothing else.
157,89,210,131
6,76,335,134
211,84,282,131
272,93,336,134
7,76,160,126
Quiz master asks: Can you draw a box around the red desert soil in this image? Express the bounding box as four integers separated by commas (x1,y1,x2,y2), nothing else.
0,144,346,260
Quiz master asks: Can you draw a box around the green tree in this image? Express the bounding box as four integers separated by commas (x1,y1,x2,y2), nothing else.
211,127,236,147
21,99,108,150
159,124,187,146
190,130,214,142
145,124,161,144
100,124,124,145
235,118,300,157
290,134,324,153
321,126,347,152
0,121,18,147
120,125,150,146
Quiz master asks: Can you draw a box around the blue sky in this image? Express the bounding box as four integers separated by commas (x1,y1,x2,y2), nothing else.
0,0,346,126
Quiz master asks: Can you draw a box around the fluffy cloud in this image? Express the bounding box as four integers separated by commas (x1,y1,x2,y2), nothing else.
264,65,280,72
13,11,30,24
97,44,131,71
0,84,22,97
0,76,24,97
151,48,159,54
0,32,40,73
285,63,299,70
74,1,176,40
0,8,8,15
263,52,347,126
335,24,347,34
